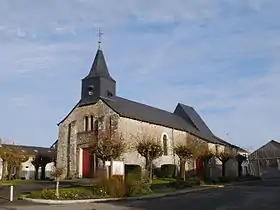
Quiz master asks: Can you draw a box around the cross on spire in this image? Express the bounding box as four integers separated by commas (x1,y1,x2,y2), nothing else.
98,28,104,49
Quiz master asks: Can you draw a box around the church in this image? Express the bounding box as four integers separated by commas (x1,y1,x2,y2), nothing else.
56,41,245,179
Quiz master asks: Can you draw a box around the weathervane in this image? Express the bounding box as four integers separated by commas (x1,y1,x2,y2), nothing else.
98,28,104,49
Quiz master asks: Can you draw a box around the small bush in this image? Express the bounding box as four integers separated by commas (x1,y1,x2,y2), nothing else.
153,167,162,178
126,180,152,197
97,175,126,198
185,177,200,186
161,164,176,178
125,165,141,181
27,187,94,200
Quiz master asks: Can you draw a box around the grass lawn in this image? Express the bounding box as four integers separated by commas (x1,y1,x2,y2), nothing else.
22,186,99,200
152,178,177,185
0,179,34,186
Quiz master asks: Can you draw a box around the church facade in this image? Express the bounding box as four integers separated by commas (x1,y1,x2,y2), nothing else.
56,45,244,179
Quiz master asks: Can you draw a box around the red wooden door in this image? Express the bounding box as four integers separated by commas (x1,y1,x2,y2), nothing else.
196,159,204,180
82,149,94,178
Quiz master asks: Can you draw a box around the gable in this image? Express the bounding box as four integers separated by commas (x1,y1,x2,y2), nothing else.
249,140,280,160
58,98,116,126
174,103,213,136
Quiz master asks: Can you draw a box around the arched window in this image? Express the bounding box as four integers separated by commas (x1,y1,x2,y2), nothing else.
90,115,94,130
163,134,168,156
84,116,89,131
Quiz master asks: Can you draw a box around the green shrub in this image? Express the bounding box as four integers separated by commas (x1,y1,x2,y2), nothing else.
161,164,176,178
153,167,162,178
125,164,141,181
97,175,126,198
126,180,152,197
185,177,200,186
27,187,94,200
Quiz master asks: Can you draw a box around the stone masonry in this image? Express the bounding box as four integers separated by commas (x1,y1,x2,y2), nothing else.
57,98,240,179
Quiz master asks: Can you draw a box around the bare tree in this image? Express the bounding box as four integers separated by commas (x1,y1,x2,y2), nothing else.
0,146,29,180
216,148,236,177
174,142,193,181
89,130,126,164
134,134,163,182
190,140,215,181
51,166,64,198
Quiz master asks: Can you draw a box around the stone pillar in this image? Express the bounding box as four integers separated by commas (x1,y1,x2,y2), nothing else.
78,148,83,178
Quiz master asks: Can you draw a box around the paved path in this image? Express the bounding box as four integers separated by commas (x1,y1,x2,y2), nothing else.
2,173,280,210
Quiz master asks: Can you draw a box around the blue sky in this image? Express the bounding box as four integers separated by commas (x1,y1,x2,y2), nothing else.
0,0,279,151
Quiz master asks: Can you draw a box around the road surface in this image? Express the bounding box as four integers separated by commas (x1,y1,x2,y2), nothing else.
1,172,280,210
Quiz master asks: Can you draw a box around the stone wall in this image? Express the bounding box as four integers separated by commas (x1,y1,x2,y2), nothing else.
57,99,240,179
118,116,201,172
56,100,118,179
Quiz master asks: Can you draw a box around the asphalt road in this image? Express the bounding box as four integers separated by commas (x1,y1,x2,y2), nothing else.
2,171,280,210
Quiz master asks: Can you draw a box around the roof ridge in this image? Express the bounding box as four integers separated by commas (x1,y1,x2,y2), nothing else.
113,96,180,116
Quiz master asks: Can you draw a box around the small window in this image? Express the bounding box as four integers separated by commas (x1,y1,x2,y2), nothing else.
163,134,168,156
84,116,89,131
107,91,113,97
90,115,94,130
88,85,94,95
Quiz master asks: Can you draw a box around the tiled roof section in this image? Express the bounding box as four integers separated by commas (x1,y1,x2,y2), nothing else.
84,49,115,81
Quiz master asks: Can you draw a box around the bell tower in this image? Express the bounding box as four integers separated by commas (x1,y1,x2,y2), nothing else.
81,30,116,104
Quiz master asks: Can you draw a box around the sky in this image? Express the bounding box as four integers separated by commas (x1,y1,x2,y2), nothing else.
0,0,279,151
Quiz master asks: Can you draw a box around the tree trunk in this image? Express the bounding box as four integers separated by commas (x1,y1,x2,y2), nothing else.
203,158,211,182
222,162,226,177
180,159,186,181
1,161,7,180
149,162,153,183
145,157,152,183
15,166,21,179
41,164,46,180
55,179,60,198
34,166,39,180
7,166,13,180
238,161,242,177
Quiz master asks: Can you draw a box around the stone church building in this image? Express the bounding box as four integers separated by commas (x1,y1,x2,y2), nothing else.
56,44,245,179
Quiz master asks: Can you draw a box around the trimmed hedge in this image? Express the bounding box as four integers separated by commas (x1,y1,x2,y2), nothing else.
125,164,141,180
160,164,176,178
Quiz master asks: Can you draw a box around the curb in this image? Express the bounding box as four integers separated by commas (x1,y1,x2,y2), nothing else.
223,179,262,187
20,185,224,204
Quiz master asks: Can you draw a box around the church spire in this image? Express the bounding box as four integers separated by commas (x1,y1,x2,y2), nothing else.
85,29,114,81
81,30,116,103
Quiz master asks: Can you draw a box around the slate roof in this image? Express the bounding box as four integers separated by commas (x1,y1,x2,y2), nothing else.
78,95,235,146
249,140,280,160
2,144,56,159
84,49,115,82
